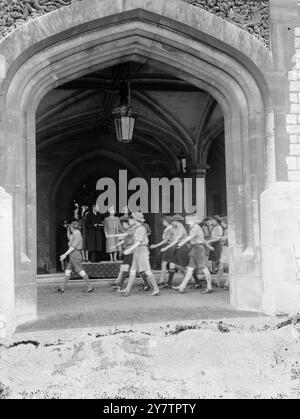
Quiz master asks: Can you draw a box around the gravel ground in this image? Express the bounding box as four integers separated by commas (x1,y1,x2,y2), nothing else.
1,317,300,399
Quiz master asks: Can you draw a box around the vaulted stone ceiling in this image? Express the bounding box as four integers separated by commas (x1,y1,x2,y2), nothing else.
36,62,224,177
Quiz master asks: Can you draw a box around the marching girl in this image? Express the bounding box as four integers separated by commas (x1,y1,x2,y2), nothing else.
160,214,189,289
109,216,150,291
215,217,230,289
173,214,214,294
150,216,174,285
110,216,135,290
119,213,160,297
57,221,94,294
208,216,224,274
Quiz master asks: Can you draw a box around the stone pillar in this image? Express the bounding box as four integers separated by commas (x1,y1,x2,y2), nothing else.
285,24,300,181
0,187,16,338
261,183,300,315
185,165,207,218
260,0,300,315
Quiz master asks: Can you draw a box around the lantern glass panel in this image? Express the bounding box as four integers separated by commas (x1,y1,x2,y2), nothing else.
114,116,135,143
121,116,135,141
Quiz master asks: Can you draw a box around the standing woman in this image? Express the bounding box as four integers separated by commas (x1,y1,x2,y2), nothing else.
173,214,214,294
104,206,122,262
85,204,103,263
150,216,174,285
80,205,90,262
57,221,94,294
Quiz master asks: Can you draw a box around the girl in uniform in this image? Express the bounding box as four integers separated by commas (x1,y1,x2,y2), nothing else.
215,217,230,289
160,214,189,289
119,213,160,297
109,216,151,291
209,216,224,274
173,214,214,294
109,216,135,290
57,221,94,294
150,216,174,286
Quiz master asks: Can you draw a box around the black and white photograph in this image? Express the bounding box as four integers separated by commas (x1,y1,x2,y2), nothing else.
0,0,299,402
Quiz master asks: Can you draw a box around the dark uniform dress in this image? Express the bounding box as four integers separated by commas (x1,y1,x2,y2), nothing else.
80,211,89,251
85,211,103,262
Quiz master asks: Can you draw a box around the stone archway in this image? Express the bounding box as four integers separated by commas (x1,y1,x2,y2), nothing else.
0,0,275,334
47,150,149,274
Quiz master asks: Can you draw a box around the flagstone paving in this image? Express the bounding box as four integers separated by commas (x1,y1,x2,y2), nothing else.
17,275,264,333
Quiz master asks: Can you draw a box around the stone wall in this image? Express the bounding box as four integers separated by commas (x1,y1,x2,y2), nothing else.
0,187,15,337
286,27,300,181
0,0,270,47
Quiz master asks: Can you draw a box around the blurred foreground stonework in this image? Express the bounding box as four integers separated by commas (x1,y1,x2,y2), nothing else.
1,317,299,399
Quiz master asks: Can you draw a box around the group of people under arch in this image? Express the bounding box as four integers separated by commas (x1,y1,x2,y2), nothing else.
57,207,229,296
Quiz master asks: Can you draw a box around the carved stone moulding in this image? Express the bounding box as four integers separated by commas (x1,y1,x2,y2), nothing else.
0,0,83,39
183,0,270,48
0,0,270,49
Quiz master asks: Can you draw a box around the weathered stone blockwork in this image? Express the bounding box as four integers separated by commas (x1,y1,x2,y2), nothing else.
286,27,300,181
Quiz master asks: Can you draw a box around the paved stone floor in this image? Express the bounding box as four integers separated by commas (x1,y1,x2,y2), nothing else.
17,274,264,333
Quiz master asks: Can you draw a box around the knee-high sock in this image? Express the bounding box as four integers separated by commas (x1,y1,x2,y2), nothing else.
168,270,176,287
160,262,168,283
193,271,201,285
119,271,128,289
215,263,224,286
81,274,92,289
117,265,129,284
179,267,194,291
204,268,212,290
123,272,136,294
177,265,186,276
140,272,150,288
62,275,71,290
146,272,160,294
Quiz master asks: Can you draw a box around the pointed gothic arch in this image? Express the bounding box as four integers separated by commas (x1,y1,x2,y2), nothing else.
0,0,275,329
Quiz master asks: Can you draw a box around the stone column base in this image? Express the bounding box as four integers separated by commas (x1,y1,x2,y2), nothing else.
261,182,300,315
0,187,16,338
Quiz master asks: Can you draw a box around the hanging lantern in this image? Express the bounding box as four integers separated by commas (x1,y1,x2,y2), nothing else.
112,105,136,144
112,77,137,144
178,153,187,174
